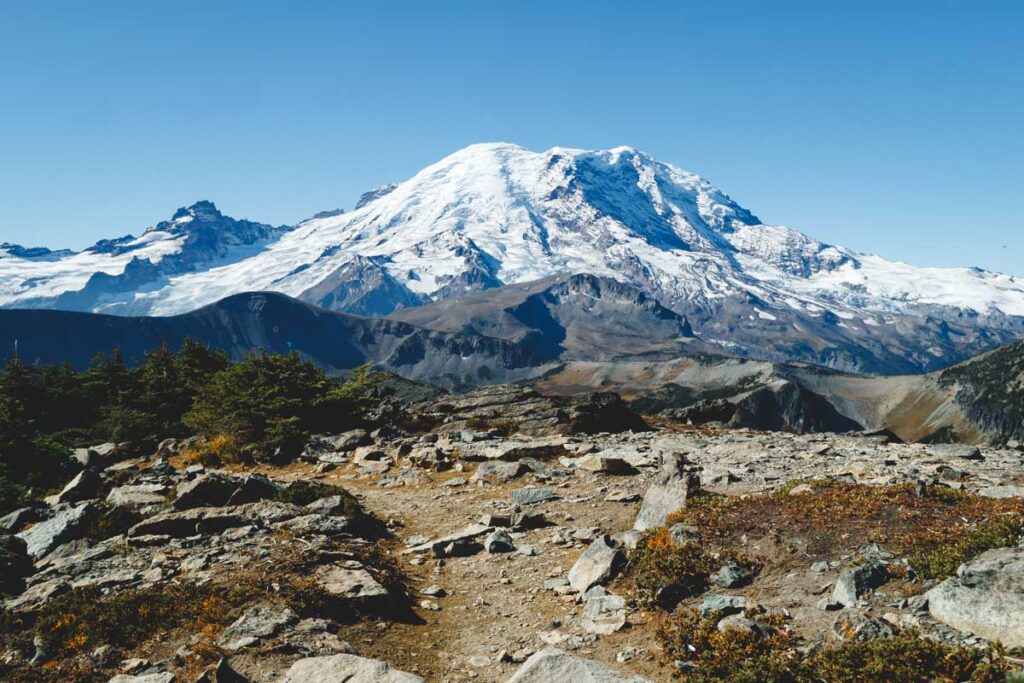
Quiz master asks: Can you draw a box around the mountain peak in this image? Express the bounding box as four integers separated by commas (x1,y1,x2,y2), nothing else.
170,200,222,224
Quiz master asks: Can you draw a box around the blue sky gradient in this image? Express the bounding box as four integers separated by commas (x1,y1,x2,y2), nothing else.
1,1,1021,273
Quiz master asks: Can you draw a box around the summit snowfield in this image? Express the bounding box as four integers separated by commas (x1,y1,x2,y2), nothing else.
2,143,1023,373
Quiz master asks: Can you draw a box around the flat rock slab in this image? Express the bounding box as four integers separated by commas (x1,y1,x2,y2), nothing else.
926,547,1024,647
510,487,558,506
467,438,569,462
507,648,652,682
17,503,97,559
315,563,391,601
280,653,425,682
405,524,492,556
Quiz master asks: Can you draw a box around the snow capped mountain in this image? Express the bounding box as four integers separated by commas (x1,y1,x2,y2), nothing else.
0,200,290,314
2,143,1023,373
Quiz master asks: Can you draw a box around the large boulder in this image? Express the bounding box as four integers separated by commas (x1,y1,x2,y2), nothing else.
568,535,625,594
173,472,240,509
279,653,425,682
54,468,106,504
926,547,1024,646
507,648,652,682
832,559,889,607
17,502,97,559
219,605,298,651
106,483,170,510
633,454,699,531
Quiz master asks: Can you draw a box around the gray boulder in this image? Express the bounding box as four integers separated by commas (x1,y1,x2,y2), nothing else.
832,559,888,607
831,610,894,642
634,454,699,531
926,547,1024,646
507,648,651,682
471,461,527,484
568,535,625,594
279,653,425,682
106,484,169,510
226,473,280,505
55,468,105,504
219,605,298,651
581,586,627,635
510,487,558,506
484,529,516,553
17,502,97,559
107,674,176,683
173,472,239,509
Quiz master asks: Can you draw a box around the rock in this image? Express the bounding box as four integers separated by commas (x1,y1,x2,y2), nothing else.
507,648,652,682
634,454,699,531
314,563,391,602
107,674,176,683
210,659,250,683
55,468,105,504
225,473,279,505
977,485,1024,499
0,506,45,532
926,547,1024,647
471,461,527,484
279,653,425,682
220,605,298,650
106,484,169,510
717,614,772,637
510,510,549,530
128,507,250,538
713,561,754,589
484,529,515,553
305,496,353,516
510,487,558,505
577,454,635,475
928,444,983,461
699,594,747,617
0,534,33,595
173,473,239,509
17,502,97,559
568,536,625,594
405,524,492,557
581,586,627,635
832,559,889,607
832,610,895,642
472,439,569,462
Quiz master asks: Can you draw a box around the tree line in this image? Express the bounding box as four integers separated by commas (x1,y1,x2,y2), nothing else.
0,341,381,513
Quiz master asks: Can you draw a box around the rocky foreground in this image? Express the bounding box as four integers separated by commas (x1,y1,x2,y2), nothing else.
2,385,1024,682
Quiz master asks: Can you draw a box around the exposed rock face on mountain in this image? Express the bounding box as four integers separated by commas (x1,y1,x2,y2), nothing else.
389,273,694,362
4,144,1024,373
538,339,1024,445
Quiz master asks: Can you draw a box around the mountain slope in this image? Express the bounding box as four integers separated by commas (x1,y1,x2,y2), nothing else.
0,291,546,389
3,144,1024,373
388,273,695,361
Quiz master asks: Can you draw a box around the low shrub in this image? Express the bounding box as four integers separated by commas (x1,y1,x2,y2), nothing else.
656,609,1010,683
628,527,759,609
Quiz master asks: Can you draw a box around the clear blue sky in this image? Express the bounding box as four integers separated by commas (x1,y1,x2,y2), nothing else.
1,1,1021,273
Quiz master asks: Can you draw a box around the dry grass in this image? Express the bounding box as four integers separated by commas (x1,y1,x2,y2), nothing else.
669,482,1024,578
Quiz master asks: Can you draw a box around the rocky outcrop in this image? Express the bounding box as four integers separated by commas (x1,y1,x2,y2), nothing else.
279,653,425,682
633,454,699,532
507,648,652,682
926,547,1024,646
